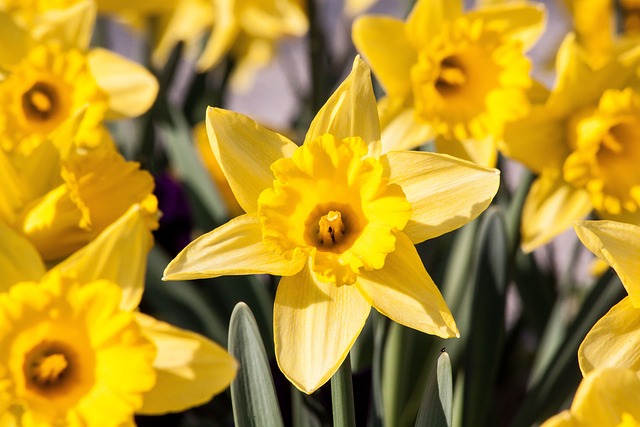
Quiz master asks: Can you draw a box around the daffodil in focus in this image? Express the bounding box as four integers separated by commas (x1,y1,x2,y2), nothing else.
164,57,500,393
0,2,157,156
540,368,640,427
573,220,640,375
502,35,640,252
352,0,545,166
0,201,237,425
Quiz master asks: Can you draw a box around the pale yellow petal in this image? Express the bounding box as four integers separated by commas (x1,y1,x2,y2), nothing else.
135,313,237,414
305,56,380,146
352,16,416,97
405,0,462,47
206,107,298,214
571,368,640,424
578,297,640,374
196,0,239,71
274,262,371,394
0,150,23,224
502,104,568,174
575,220,640,306
383,151,500,243
434,135,498,168
0,219,45,290
520,172,592,253
51,197,157,311
88,48,159,120
0,12,30,68
380,105,434,153
466,3,547,51
356,232,458,338
163,213,306,281
32,1,95,50
240,0,307,38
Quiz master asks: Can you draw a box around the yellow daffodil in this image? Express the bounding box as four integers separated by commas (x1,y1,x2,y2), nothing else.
502,35,640,252
0,2,157,156
0,201,237,425
352,0,545,166
540,368,640,427
164,57,500,393
0,113,157,262
574,220,640,374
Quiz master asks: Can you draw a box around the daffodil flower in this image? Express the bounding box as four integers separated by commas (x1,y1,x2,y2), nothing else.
164,57,500,393
502,35,640,252
574,220,640,375
0,200,237,426
352,0,545,166
0,2,157,155
541,368,640,427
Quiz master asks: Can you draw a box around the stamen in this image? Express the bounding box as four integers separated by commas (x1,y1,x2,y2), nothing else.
22,82,57,121
31,353,69,385
318,211,345,246
436,57,466,94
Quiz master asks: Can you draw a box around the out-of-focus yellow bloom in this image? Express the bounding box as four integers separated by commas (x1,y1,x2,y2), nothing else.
164,57,500,393
0,3,157,156
0,114,157,262
540,368,640,427
502,35,640,252
0,202,237,425
574,220,640,374
352,0,545,166
193,121,243,218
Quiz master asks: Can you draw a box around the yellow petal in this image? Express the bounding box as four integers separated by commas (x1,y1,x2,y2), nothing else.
305,56,380,146
434,135,498,168
206,107,298,214
578,297,640,374
196,0,239,71
571,368,640,424
164,213,306,281
502,104,568,174
466,4,547,51
0,12,30,67
0,219,45,290
135,313,238,414
52,197,157,311
352,16,416,97
540,411,576,427
357,232,458,338
0,150,23,224
380,105,434,153
566,0,613,63
405,0,462,47
520,172,592,253
32,1,95,51
88,48,159,120
274,262,371,393
575,220,640,306
383,151,500,243
240,0,307,38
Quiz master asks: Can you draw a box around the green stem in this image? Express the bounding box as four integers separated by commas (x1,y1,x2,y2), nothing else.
331,353,357,427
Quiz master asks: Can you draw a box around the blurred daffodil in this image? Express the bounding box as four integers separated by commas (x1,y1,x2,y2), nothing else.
164,57,500,393
574,220,640,375
0,2,157,156
352,0,545,166
0,201,237,425
502,35,640,252
540,368,640,427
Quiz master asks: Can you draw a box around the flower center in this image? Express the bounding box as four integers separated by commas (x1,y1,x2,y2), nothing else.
258,134,412,286
410,17,531,141
435,56,466,96
22,82,58,122
563,89,640,215
24,341,77,395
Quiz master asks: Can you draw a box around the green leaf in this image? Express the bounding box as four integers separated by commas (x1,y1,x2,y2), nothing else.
462,207,509,427
228,302,284,427
331,353,357,427
415,351,453,427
